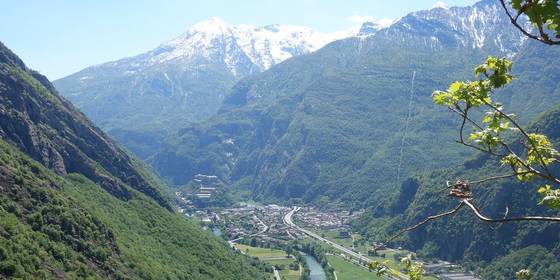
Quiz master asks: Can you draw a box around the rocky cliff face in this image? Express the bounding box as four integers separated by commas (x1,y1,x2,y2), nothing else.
0,42,170,209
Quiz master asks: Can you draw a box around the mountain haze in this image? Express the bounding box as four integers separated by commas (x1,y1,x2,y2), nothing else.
54,18,378,158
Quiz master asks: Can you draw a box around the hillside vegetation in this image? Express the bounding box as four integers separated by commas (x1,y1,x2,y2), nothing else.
0,42,266,279
353,69,560,280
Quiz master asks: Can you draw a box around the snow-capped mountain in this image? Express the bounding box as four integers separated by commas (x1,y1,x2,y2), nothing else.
157,18,336,73
376,0,527,55
357,19,396,36
54,18,374,158
140,17,381,76
54,0,526,162
146,1,549,201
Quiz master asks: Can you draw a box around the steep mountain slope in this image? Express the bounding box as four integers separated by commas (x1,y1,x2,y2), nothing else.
54,18,373,158
356,103,560,279
0,42,266,279
149,0,550,207
0,42,169,209
0,140,129,279
0,140,267,279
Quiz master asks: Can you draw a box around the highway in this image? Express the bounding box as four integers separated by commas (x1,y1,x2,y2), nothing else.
283,207,372,264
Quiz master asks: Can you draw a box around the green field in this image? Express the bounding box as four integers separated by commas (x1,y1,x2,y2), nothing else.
366,250,408,270
328,250,438,280
234,244,288,258
279,267,301,280
303,227,442,280
233,244,302,279
267,258,295,266
307,228,407,271
327,255,384,280
267,258,301,280
310,228,357,248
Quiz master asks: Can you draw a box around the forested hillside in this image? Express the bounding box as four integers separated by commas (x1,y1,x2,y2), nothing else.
0,42,170,209
0,42,266,279
355,103,560,279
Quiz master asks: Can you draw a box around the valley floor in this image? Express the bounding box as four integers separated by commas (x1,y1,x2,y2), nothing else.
180,198,479,280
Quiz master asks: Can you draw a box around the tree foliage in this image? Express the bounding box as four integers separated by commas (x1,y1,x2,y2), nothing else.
500,0,560,45
388,3,560,279
400,254,425,280
433,55,560,208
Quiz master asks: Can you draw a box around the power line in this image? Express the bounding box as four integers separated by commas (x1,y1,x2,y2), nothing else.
395,71,416,187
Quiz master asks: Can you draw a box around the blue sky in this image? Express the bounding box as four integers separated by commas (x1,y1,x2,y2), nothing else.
1,0,477,80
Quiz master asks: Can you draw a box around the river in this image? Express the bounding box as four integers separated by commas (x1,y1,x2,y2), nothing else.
212,227,222,237
304,255,326,280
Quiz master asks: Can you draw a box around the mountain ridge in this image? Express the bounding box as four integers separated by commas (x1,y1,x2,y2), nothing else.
148,0,536,197
53,18,383,159
0,41,172,209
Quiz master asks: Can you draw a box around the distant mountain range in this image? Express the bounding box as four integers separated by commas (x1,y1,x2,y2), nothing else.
147,0,535,192
54,18,387,158
383,0,526,54
55,0,544,200
157,17,359,74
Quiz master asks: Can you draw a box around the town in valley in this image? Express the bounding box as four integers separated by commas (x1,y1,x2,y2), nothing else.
174,177,481,280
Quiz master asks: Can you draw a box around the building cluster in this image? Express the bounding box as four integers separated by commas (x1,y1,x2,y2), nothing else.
189,204,308,243
256,205,301,240
424,261,481,280
193,174,222,199
219,204,294,240
174,193,363,247
174,174,226,213
193,210,216,223
219,206,261,239
295,207,361,230
175,191,194,212
178,203,362,244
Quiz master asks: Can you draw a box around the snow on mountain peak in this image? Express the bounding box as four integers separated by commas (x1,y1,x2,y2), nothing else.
375,18,397,28
388,0,526,55
150,18,368,75
189,17,229,33
431,1,450,9
357,19,396,36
